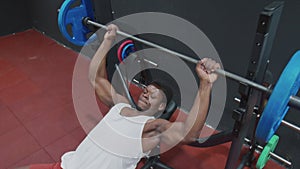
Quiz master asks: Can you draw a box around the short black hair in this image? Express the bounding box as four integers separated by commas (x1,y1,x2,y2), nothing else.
148,81,173,105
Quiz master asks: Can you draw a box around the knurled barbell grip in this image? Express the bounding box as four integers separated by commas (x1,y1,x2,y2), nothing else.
85,18,300,110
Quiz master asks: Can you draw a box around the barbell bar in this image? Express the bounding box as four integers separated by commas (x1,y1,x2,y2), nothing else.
281,120,300,133
84,18,300,109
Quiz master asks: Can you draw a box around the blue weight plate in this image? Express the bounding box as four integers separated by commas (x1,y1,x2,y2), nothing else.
121,44,135,61
256,51,300,143
58,0,94,46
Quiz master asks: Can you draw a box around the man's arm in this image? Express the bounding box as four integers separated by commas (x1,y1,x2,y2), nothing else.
157,58,219,145
89,24,128,107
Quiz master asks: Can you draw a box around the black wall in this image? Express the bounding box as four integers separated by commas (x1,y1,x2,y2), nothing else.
0,0,31,36
0,0,113,51
26,0,113,51
26,0,83,51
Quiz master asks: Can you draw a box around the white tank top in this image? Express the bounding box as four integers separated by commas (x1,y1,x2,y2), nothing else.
61,103,155,169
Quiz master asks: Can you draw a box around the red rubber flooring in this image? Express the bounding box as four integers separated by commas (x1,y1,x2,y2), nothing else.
0,29,285,169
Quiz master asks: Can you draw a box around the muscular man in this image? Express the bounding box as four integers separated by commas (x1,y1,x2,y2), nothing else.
22,24,220,169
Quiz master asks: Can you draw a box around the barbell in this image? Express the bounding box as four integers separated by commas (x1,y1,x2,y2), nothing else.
57,0,300,143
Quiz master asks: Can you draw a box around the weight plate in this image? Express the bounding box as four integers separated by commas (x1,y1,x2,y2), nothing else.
58,0,94,46
117,40,133,62
256,51,300,143
256,135,279,169
121,43,135,61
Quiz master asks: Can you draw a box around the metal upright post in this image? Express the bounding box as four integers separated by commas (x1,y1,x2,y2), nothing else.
225,1,284,168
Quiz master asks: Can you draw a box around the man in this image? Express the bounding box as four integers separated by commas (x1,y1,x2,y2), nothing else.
22,24,220,169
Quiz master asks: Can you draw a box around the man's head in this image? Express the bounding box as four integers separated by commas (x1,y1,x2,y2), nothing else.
137,81,173,116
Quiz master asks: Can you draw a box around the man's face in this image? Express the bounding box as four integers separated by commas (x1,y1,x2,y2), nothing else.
137,85,166,113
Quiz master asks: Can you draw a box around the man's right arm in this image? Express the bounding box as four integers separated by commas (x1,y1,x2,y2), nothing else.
89,25,128,107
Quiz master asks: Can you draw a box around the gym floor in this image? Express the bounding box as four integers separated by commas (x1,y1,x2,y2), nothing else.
0,29,285,169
